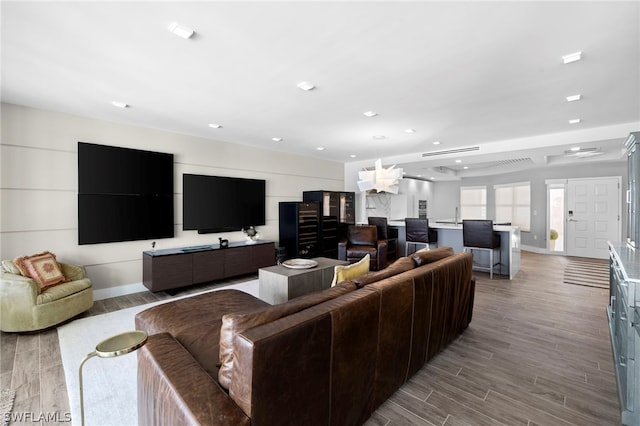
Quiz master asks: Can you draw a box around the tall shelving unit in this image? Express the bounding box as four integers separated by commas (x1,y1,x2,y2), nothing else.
302,191,356,258
303,191,339,258
278,201,320,259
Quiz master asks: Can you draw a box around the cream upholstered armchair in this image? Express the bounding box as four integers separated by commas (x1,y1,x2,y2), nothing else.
1,256,93,332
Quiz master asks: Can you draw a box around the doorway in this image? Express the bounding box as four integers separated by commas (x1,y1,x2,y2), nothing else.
565,176,621,259
547,183,565,253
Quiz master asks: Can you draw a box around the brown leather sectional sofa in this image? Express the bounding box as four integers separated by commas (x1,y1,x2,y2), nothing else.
135,246,475,426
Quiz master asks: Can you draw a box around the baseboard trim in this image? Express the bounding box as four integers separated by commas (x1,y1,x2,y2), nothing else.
93,282,147,301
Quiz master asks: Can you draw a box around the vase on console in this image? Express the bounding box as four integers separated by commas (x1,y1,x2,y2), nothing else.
242,226,259,244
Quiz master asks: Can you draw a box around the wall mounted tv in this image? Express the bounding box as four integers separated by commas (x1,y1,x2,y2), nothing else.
78,142,174,245
183,174,266,233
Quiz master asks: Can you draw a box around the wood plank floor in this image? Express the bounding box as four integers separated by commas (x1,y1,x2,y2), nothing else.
1,251,620,425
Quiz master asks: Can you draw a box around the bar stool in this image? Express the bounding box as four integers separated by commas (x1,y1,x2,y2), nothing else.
462,219,501,279
405,218,437,255
368,217,397,260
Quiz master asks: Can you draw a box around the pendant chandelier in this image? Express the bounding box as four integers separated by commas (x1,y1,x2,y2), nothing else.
357,159,403,194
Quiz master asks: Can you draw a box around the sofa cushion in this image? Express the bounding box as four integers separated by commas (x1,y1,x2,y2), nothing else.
2,260,21,275
352,257,415,288
331,254,369,286
23,253,67,289
36,278,92,305
218,281,357,390
411,246,455,267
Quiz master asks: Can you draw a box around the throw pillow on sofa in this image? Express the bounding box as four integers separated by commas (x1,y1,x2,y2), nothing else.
331,254,370,286
12,251,67,289
1,259,21,275
22,253,67,289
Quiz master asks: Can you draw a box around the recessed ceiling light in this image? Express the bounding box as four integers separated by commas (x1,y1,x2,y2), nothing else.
566,94,582,102
562,51,582,64
316,147,325,151
350,154,357,158
111,101,128,108
433,141,441,145
455,159,462,163
168,22,194,39
373,135,386,140
569,118,582,124
363,111,378,117
463,166,469,170
570,146,581,151
208,123,222,129
405,129,416,134
272,137,283,142
296,81,315,91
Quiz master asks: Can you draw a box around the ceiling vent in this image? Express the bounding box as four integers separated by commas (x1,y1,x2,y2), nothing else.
421,146,480,157
486,158,534,169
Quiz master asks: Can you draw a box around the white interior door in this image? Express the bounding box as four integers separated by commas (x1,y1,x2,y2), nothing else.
566,177,621,259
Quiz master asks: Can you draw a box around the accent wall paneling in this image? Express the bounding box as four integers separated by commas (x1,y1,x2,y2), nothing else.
1,103,345,297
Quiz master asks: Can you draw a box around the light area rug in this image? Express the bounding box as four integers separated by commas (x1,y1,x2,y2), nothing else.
58,279,259,426
563,257,609,289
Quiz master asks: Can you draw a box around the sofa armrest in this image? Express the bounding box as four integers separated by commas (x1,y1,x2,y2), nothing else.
0,273,40,331
138,333,250,426
1,273,39,303
376,239,388,269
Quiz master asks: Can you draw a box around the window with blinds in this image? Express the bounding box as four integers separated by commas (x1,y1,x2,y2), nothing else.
495,182,531,231
460,186,487,219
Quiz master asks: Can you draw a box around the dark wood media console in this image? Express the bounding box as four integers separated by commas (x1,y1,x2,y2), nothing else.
142,240,276,292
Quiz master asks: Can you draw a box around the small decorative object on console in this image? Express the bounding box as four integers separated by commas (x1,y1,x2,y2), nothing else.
219,238,229,248
242,226,259,243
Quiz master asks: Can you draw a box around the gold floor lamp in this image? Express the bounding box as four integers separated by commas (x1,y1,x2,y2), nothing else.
78,330,148,426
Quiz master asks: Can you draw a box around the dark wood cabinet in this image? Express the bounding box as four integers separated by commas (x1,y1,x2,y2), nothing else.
143,253,193,292
143,240,275,292
192,250,225,283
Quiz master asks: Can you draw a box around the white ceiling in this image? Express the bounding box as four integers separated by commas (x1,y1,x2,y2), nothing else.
2,1,639,180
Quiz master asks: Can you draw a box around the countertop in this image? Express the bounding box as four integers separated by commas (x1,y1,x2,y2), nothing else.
610,242,640,283
387,220,518,232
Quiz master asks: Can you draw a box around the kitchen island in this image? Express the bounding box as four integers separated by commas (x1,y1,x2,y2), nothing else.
388,220,521,279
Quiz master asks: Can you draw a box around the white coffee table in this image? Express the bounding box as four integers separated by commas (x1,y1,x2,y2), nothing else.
258,257,348,304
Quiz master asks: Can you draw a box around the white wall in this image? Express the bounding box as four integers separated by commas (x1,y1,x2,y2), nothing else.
1,103,344,298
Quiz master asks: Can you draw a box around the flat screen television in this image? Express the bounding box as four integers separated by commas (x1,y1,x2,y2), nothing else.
78,142,174,245
183,174,266,233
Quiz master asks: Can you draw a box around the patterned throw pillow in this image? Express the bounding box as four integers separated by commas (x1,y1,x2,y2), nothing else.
22,253,66,289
